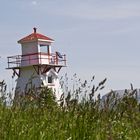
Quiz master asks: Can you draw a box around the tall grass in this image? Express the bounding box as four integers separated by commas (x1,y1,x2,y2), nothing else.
0,76,140,140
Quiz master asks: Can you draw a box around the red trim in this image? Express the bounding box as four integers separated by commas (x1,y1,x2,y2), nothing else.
18,32,54,43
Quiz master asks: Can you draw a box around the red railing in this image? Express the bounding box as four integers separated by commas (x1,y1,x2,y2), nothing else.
7,52,66,68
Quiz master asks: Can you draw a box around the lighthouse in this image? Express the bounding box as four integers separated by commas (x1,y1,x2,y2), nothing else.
7,28,66,101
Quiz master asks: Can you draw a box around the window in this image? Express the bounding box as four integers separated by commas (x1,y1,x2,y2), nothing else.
40,45,48,53
48,76,53,83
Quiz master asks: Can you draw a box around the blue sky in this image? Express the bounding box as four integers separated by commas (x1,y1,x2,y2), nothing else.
0,0,140,93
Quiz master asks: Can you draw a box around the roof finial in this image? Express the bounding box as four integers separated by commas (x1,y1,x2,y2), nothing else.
33,27,37,33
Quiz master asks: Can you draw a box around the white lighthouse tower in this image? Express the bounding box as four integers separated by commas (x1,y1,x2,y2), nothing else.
7,28,66,101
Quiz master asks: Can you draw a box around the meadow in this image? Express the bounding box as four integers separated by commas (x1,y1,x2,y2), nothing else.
0,76,140,140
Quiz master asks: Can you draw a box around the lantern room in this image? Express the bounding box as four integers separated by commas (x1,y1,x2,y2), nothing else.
7,28,66,69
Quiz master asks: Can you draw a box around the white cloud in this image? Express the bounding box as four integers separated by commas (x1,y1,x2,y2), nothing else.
31,1,37,6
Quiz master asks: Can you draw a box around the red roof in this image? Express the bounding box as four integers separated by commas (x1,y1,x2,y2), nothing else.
18,28,54,43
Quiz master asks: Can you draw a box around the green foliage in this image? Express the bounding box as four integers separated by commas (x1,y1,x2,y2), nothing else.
0,76,140,139
13,86,57,110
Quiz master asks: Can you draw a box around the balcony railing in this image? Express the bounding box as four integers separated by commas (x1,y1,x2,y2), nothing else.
7,52,66,69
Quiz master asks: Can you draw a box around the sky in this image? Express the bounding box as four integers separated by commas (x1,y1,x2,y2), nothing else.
0,0,140,94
